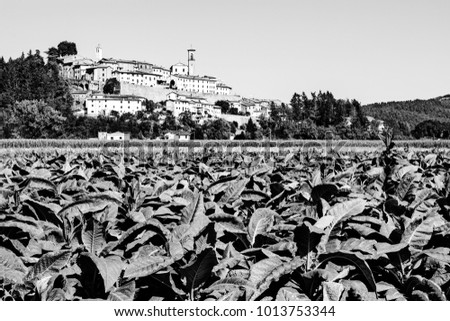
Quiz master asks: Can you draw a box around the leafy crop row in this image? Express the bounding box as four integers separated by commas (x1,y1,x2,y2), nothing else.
1,143,450,301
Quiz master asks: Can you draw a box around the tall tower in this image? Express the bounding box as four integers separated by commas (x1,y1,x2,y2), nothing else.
187,48,196,76
95,44,103,62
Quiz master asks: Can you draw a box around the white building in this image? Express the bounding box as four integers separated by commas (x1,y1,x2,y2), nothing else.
112,70,160,87
73,59,95,80
97,58,118,71
165,92,221,120
86,94,146,117
216,83,232,96
85,65,113,84
97,58,153,72
171,62,188,75
58,55,84,78
98,131,130,140
164,131,191,141
170,74,217,94
152,65,170,84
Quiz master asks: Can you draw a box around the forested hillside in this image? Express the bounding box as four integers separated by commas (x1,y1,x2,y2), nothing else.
363,96,450,138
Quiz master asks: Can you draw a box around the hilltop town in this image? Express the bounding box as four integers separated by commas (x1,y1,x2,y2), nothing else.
59,45,280,128
0,41,396,141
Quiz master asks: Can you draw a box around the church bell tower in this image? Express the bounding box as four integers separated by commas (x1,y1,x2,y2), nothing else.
96,44,103,62
187,48,196,76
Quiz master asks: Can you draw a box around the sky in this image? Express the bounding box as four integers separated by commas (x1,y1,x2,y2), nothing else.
1,0,450,104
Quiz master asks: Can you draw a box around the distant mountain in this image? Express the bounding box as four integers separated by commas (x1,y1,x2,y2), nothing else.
363,95,450,137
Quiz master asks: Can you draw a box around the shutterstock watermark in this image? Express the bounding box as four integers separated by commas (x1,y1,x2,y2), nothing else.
98,132,362,164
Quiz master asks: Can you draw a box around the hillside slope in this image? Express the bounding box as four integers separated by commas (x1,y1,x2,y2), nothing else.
363,95,450,137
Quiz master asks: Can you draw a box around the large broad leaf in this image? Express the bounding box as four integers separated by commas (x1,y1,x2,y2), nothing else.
322,281,345,301
248,257,304,300
402,214,444,252
151,179,177,197
108,281,136,301
294,221,325,257
248,208,278,246
241,190,270,202
218,178,248,204
26,250,71,282
85,254,124,292
0,220,46,240
179,247,217,292
396,172,419,200
208,213,246,234
206,175,240,195
58,195,121,220
25,177,57,193
124,256,175,279
276,287,311,301
22,198,62,228
181,200,210,240
205,277,256,293
318,251,377,295
180,190,204,224
319,199,367,230
102,219,170,255
404,275,446,301
0,246,27,284
421,247,450,264
82,218,105,255
311,184,339,203
317,199,367,247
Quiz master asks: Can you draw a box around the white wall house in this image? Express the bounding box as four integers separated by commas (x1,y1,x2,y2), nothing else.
164,131,191,141
170,75,217,94
86,94,146,117
85,65,113,84
152,65,170,83
216,83,232,95
240,99,262,116
73,59,95,80
112,70,160,87
58,55,84,78
98,131,131,140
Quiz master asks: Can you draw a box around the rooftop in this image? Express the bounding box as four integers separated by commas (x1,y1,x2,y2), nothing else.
174,74,217,82
88,94,146,101
100,58,153,65
112,70,161,77
152,65,170,71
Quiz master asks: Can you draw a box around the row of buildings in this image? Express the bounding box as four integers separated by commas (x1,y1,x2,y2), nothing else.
58,46,232,95
83,91,272,120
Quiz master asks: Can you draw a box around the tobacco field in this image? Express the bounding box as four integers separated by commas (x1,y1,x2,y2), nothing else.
1,142,450,301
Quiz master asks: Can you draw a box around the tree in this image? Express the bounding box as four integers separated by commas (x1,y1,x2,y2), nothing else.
162,113,178,131
245,118,258,139
45,47,59,62
215,100,230,114
145,99,157,113
7,100,66,138
178,111,196,129
290,92,302,121
103,78,120,94
412,120,450,139
202,118,231,139
57,41,78,56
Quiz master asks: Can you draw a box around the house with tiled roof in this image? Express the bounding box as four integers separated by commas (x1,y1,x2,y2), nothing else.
112,70,161,87
86,94,146,117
